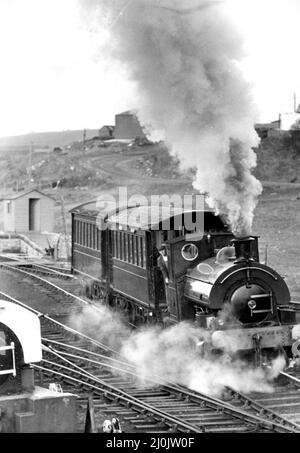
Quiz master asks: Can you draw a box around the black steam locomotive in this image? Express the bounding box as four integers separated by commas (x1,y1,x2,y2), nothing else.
70,201,298,361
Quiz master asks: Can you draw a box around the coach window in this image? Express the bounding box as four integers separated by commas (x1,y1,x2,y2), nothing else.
90,224,93,249
123,231,126,261
139,236,144,268
77,221,80,244
126,233,130,263
97,228,101,251
118,231,122,260
88,224,91,248
92,224,95,249
118,231,122,259
134,236,138,265
135,236,140,266
113,231,116,258
131,234,135,264
75,220,78,244
113,230,116,256
95,225,98,250
132,235,137,265
121,232,125,261
80,221,83,246
129,234,132,264
91,224,95,249
138,236,145,268
127,234,131,263
88,224,91,247
122,231,126,260
111,231,114,256
85,223,88,247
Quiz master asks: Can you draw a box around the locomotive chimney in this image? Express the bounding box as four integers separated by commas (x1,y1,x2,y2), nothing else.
231,237,255,262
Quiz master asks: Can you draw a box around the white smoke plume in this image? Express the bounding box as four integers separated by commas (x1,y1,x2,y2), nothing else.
69,305,130,351
69,306,285,397
81,0,262,236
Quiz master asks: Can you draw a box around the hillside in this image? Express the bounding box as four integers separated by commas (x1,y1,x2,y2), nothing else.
0,129,100,150
254,130,300,183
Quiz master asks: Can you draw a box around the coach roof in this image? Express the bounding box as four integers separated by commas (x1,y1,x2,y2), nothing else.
69,200,224,231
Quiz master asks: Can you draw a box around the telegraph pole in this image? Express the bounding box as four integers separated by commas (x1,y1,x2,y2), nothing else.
28,141,33,188
60,194,71,261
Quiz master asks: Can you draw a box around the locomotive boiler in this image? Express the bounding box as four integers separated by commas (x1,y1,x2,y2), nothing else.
70,201,299,362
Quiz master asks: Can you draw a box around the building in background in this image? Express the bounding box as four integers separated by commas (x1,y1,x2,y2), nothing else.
98,125,115,140
1,188,55,233
114,110,147,140
279,105,300,131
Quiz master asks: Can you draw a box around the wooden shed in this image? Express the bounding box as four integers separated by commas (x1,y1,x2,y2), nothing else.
2,189,55,233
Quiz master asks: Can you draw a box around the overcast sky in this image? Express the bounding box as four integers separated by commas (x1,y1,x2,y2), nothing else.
0,0,299,137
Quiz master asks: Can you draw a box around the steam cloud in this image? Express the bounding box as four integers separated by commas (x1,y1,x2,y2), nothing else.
69,305,286,397
82,0,262,236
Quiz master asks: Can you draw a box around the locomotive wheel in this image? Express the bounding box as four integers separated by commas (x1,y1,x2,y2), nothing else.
115,298,129,311
84,282,92,299
93,283,107,301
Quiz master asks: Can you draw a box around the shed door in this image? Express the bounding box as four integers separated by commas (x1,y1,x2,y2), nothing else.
29,198,40,231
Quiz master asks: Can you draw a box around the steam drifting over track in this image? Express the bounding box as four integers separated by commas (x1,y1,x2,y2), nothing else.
0,261,299,433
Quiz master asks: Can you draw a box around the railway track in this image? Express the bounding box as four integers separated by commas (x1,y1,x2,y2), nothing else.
234,369,300,427
0,289,295,433
1,262,300,432
0,262,86,312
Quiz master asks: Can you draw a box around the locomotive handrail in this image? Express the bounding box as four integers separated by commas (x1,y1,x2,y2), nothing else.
220,266,278,284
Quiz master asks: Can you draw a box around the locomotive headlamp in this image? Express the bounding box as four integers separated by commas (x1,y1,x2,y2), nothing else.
248,300,257,310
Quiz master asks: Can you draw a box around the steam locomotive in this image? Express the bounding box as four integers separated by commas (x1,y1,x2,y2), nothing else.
70,201,299,362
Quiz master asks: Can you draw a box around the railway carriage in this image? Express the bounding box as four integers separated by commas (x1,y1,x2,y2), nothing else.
70,200,299,362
